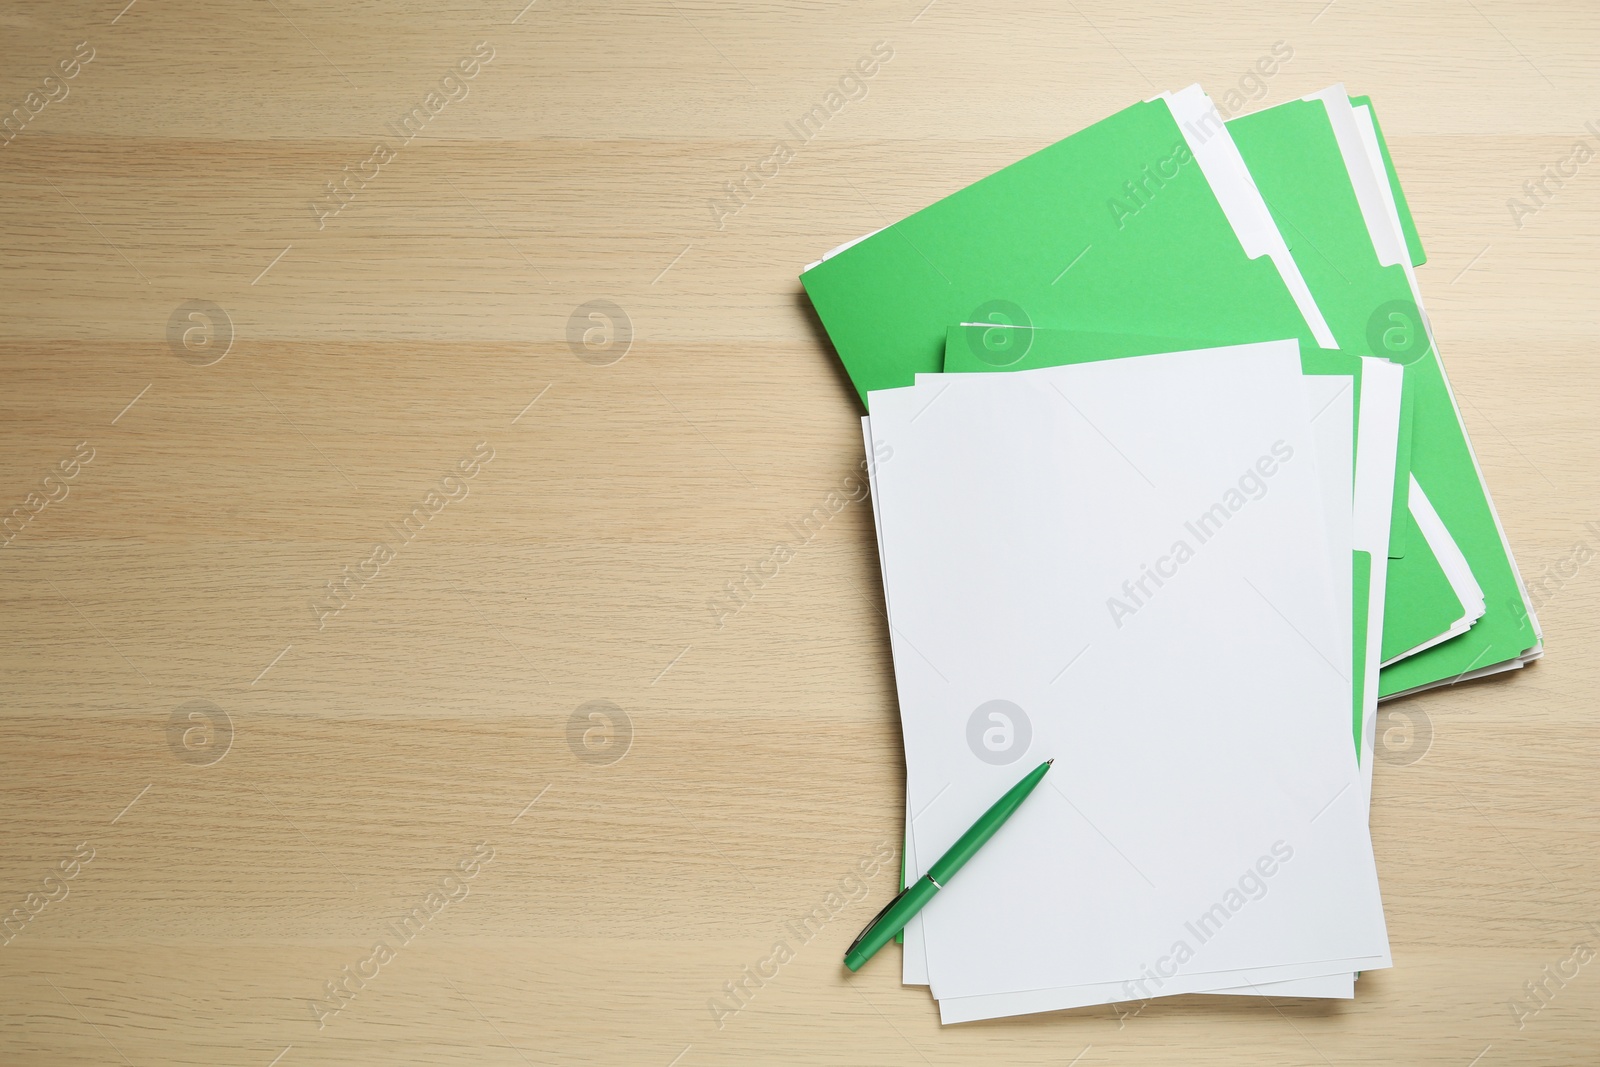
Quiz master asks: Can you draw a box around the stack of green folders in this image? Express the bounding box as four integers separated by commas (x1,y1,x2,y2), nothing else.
804,85,1541,1023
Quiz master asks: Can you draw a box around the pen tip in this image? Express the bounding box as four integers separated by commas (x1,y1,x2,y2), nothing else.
1045,758,1054,765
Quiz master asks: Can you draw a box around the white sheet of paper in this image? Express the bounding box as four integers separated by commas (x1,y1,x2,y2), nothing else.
894,371,1360,1000
866,342,1389,1016
1353,357,1404,802
871,352,1403,1012
876,383,1363,999
920,367,1378,1012
860,417,933,986
937,960,1374,1023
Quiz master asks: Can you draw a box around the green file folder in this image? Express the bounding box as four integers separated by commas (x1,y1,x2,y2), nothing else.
1349,97,1540,694
800,91,1317,403
1224,94,1477,668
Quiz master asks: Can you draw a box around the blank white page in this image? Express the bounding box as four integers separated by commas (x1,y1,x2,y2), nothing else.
866,341,1389,1008
895,368,1363,1004
920,369,1369,1015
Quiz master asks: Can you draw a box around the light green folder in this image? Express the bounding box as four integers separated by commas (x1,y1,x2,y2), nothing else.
1020,90,1515,685
1355,96,1540,693
1230,92,1539,695
800,91,1317,402
1225,97,1415,557
799,87,1465,671
1222,94,1473,670
805,84,1538,698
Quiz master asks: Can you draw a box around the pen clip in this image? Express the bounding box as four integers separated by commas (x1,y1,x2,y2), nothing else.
846,881,916,957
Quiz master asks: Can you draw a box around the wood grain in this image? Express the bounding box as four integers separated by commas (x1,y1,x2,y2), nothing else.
2,0,1597,1063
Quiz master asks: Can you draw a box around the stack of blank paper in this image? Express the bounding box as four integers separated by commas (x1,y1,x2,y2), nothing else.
804,84,1541,1022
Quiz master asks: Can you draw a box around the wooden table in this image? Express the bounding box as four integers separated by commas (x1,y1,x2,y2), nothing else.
2,1,1596,1063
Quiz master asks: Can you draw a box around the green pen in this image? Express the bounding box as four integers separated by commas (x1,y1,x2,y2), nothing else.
844,759,1053,972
